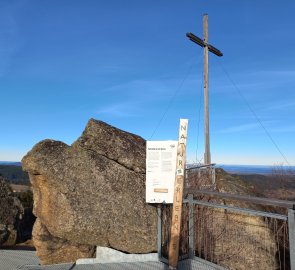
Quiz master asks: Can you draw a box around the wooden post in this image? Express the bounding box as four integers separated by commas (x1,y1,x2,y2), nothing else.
168,119,188,269
186,14,223,165
203,14,211,165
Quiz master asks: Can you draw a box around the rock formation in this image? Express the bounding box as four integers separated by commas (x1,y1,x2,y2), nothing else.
0,176,24,246
22,119,157,265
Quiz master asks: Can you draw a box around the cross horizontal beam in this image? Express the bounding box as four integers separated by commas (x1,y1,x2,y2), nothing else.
186,32,223,57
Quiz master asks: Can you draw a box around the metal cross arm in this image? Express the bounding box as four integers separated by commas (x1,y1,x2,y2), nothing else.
186,32,223,57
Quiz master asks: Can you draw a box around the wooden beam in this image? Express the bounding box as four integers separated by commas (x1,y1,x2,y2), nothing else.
203,14,211,165
186,14,223,166
168,119,188,269
186,32,223,57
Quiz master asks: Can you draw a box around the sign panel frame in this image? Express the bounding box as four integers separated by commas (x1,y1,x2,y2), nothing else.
146,140,178,204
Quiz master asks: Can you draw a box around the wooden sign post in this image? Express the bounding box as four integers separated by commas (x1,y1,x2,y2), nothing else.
168,119,188,269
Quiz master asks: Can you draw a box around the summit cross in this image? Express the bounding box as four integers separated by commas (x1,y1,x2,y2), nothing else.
186,14,223,165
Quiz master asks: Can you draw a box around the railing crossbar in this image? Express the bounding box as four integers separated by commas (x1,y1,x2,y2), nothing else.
185,189,295,209
186,163,216,171
183,198,287,220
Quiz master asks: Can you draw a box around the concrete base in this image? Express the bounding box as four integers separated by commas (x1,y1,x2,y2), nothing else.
76,246,158,265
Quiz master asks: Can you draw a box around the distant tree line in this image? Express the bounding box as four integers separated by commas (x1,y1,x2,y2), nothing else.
0,165,30,185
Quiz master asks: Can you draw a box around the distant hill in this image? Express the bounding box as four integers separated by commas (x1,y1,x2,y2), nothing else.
218,164,295,175
233,173,295,200
0,161,22,166
0,165,30,185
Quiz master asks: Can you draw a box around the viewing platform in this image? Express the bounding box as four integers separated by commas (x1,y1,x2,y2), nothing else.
1,249,225,270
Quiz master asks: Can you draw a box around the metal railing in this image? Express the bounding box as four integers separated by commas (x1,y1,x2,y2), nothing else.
157,190,295,270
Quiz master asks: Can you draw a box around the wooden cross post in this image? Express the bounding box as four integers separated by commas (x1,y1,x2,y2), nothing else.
186,14,223,165
168,119,188,269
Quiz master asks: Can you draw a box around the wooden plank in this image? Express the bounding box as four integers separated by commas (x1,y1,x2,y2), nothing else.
168,119,188,269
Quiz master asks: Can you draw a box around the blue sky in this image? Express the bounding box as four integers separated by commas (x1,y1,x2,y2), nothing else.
0,0,295,165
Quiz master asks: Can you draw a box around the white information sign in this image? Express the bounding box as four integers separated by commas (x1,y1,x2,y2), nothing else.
146,141,178,203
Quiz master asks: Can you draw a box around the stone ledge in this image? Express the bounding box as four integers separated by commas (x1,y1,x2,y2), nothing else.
76,247,158,264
